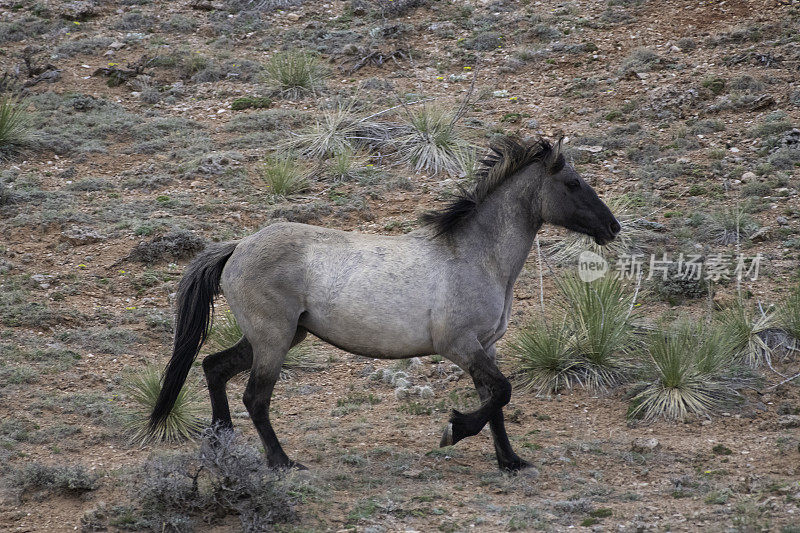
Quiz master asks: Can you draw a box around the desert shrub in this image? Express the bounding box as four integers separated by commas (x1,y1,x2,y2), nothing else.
619,47,663,74
231,96,272,110
649,261,708,304
88,430,299,530
676,37,697,50
777,284,800,346
263,50,327,99
54,37,113,57
125,365,203,444
748,112,793,138
628,321,746,421
716,300,775,366
394,104,474,176
8,463,98,496
129,230,207,264
260,154,309,196
462,31,503,51
327,147,373,181
56,326,140,355
0,95,29,153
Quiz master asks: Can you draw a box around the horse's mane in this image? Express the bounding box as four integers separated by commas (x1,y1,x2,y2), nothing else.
421,136,564,237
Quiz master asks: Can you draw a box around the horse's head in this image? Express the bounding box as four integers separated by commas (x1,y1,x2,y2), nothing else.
539,141,620,245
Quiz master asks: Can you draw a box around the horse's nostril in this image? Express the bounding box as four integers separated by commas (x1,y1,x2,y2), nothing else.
609,220,621,234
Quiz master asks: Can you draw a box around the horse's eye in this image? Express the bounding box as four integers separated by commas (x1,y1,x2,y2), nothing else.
566,180,580,191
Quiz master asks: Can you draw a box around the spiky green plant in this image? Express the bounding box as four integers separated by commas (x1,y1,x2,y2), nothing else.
0,95,29,152
706,204,759,245
546,195,652,264
716,299,774,366
283,103,392,159
629,321,744,422
263,50,327,99
557,274,635,390
260,154,308,197
777,284,800,347
395,104,474,176
125,366,203,445
327,147,372,181
206,310,324,372
508,320,583,395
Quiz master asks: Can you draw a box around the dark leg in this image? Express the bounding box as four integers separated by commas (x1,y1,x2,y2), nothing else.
202,337,253,429
475,382,531,472
243,326,307,469
440,347,511,446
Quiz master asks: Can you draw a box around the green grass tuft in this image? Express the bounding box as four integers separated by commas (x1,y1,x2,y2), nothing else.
259,153,309,197
263,50,327,99
395,104,474,176
124,366,204,445
0,95,29,152
777,284,800,346
716,299,774,366
628,321,746,422
509,320,582,395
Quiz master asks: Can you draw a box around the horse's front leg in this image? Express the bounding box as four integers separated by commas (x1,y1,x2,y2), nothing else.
440,342,530,471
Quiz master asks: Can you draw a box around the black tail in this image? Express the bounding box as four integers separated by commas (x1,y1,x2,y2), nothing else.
149,241,239,432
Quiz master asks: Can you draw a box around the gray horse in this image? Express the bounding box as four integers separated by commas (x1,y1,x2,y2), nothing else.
150,136,620,471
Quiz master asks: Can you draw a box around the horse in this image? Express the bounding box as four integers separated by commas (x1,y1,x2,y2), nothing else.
149,135,620,471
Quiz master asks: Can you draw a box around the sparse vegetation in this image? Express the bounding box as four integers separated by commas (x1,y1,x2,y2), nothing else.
778,284,800,346
260,153,309,197
395,104,474,176
0,95,29,153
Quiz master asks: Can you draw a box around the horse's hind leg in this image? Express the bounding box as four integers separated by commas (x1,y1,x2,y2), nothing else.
243,324,305,469
202,328,307,431
203,337,253,429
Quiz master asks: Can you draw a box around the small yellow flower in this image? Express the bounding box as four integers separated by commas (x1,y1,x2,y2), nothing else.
463,66,472,70
704,470,712,474
77,264,87,269
436,76,444,80
73,21,80,25
509,96,518,101
125,306,137,310
108,62,118,67
118,270,126,274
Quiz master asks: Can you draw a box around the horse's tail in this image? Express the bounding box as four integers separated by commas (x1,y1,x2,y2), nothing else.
149,241,239,432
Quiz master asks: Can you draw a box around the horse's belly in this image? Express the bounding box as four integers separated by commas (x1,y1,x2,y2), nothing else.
301,303,434,358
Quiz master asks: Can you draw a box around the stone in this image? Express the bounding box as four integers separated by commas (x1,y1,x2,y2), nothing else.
777,415,800,429
631,437,661,453
741,171,757,182
61,226,105,246
59,1,97,21
749,226,772,243
776,216,789,226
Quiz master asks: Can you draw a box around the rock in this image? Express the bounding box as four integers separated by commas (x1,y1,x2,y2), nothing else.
741,171,757,182
59,1,97,21
492,89,509,98
61,226,105,246
777,216,789,226
777,415,800,429
109,41,125,50
526,119,540,129
576,145,604,153
59,167,77,180
196,152,243,175
31,274,54,289
749,226,772,243
631,437,661,453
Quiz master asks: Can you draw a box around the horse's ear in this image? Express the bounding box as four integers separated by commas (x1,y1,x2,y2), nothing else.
546,136,566,174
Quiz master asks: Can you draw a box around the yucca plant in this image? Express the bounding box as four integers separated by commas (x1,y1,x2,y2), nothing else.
395,104,474,176
125,365,204,445
628,321,744,422
283,103,393,159
207,310,324,372
706,204,759,245
777,284,800,349
716,299,774,366
0,95,29,152
260,153,309,197
327,147,372,181
508,320,583,395
263,50,327,99
547,195,652,264
557,274,636,390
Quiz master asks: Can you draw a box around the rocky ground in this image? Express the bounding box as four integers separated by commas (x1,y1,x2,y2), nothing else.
1,0,800,531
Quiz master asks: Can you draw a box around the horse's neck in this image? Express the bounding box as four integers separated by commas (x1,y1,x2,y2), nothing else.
455,174,541,283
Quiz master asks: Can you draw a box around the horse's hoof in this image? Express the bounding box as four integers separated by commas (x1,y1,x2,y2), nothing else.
289,461,308,471
499,458,534,473
439,423,454,447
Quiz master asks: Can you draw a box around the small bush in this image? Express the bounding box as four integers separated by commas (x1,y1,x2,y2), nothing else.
619,47,663,74
124,365,204,444
628,321,745,421
9,463,98,496
129,229,207,263
462,31,503,51
263,50,327,99
705,205,760,245
650,261,708,304
260,154,309,197
778,284,800,346
0,95,29,152
395,104,474,176
716,300,774,366
231,96,272,110
327,147,372,181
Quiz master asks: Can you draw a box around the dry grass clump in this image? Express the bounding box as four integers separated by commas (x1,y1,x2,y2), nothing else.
394,104,475,176
263,50,327,99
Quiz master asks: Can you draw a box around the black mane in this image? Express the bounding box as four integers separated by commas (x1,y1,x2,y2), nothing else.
421,136,562,237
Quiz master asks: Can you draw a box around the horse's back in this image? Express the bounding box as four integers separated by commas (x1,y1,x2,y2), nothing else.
221,222,442,358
